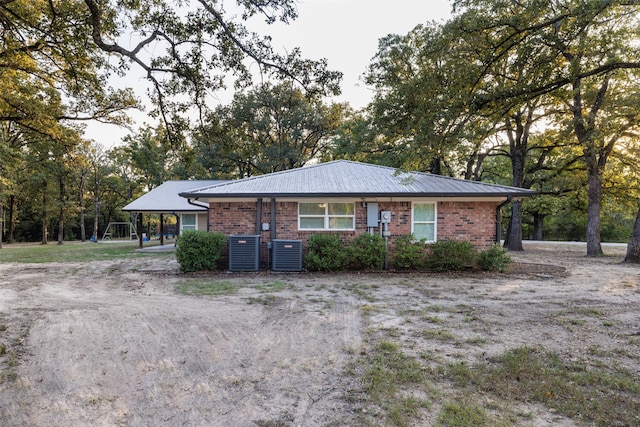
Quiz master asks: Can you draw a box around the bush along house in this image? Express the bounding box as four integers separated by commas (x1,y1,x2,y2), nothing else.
178,160,535,271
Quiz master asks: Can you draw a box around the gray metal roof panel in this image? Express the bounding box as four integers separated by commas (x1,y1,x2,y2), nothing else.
122,180,229,212
180,161,535,198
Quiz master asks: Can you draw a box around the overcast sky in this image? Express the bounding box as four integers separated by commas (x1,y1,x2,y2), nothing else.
86,0,453,147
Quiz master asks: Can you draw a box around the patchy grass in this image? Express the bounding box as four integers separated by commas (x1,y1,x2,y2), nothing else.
177,280,289,298
344,283,378,302
0,241,171,263
254,281,289,293
437,400,490,426
177,280,240,296
421,328,456,342
439,346,640,427
247,294,278,305
358,340,433,427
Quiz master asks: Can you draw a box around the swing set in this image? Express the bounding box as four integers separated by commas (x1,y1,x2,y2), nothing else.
101,222,138,241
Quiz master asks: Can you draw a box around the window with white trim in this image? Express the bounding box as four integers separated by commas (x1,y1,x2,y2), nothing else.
299,202,355,230
412,202,436,242
181,213,197,232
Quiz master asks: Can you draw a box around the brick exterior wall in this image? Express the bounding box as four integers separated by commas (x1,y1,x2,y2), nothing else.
208,200,499,268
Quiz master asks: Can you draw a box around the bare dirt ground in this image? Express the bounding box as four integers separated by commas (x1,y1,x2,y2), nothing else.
0,242,638,426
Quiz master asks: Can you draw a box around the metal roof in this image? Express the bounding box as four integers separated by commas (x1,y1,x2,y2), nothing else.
122,180,229,212
179,160,535,199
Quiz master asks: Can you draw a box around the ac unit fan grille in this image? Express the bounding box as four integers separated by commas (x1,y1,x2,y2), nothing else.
272,240,303,272
228,235,260,271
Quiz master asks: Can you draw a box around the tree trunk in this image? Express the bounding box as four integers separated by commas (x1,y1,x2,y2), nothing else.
41,182,48,245
624,205,640,263
505,201,524,251
0,202,3,249
532,213,544,241
586,173,603,256
8,194,15,243
92,197,100,241
57,176,65,245
79,206,85,242
92,176,101,242
79,177,86,242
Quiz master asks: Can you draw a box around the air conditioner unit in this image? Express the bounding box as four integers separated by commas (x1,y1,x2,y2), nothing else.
228,235,260,271
272,240,303,272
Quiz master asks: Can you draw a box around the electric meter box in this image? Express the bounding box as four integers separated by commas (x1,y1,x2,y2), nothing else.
380,211,392,223
367,203,379,227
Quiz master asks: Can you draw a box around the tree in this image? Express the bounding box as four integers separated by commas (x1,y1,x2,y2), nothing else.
452,0,640,256
122,125,177,191
73,143,93,242
365,22,494,176
87,144,110,242
2,0,341,134
196,82,345,177
362,1,640,254
0,122,22,246
3,0,341,125
625,208,640,263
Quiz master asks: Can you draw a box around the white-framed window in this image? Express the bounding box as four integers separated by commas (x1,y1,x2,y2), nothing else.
181,213,197,232
412,202,437,242
299,202,355,231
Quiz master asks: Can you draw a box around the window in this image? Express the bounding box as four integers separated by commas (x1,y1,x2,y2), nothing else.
181,213,197,232
299,202,355,230
412,202,436,242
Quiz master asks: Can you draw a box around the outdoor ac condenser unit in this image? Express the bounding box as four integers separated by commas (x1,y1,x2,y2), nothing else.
228,235,260,271
271,240,303,272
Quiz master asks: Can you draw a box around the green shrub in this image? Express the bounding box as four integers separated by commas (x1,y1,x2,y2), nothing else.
392,234,427,270
427,240,477,271
175,230,226,272
347,233,386,270
305,233,348,271
478,244,512,272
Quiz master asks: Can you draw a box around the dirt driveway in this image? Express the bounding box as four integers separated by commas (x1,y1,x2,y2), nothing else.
0,243,638,426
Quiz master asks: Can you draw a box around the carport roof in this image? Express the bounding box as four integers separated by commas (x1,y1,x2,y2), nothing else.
179,160,535,199
122,180,229,213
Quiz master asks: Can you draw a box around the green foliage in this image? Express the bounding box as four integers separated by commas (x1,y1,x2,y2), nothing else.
478,244,512,272
347,233,386,270
304,233,348,271
427,240,477,272
175,231,225,272
197,82,346,178
392,234,427,270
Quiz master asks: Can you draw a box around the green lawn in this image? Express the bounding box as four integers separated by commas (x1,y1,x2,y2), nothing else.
0,241,171,263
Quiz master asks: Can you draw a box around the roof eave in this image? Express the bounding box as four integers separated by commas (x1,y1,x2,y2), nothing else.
180,191,536,199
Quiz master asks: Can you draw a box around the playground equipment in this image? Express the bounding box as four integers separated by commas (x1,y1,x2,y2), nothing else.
101,222,138,241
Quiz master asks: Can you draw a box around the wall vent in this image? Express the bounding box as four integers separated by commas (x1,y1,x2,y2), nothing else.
272,240,303,272
228,235,260,271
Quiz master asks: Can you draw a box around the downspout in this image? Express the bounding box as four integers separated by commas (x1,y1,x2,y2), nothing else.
270,198,276,241
256,198,262,235
187,198,210,231
257,198,263,269
268,198,276,270
496,196,512,244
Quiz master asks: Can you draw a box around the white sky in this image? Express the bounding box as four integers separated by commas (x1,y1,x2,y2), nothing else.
85,0,453,147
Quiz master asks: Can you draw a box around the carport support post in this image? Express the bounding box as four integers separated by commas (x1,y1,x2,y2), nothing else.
137,213,143,248
160,213,164,246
